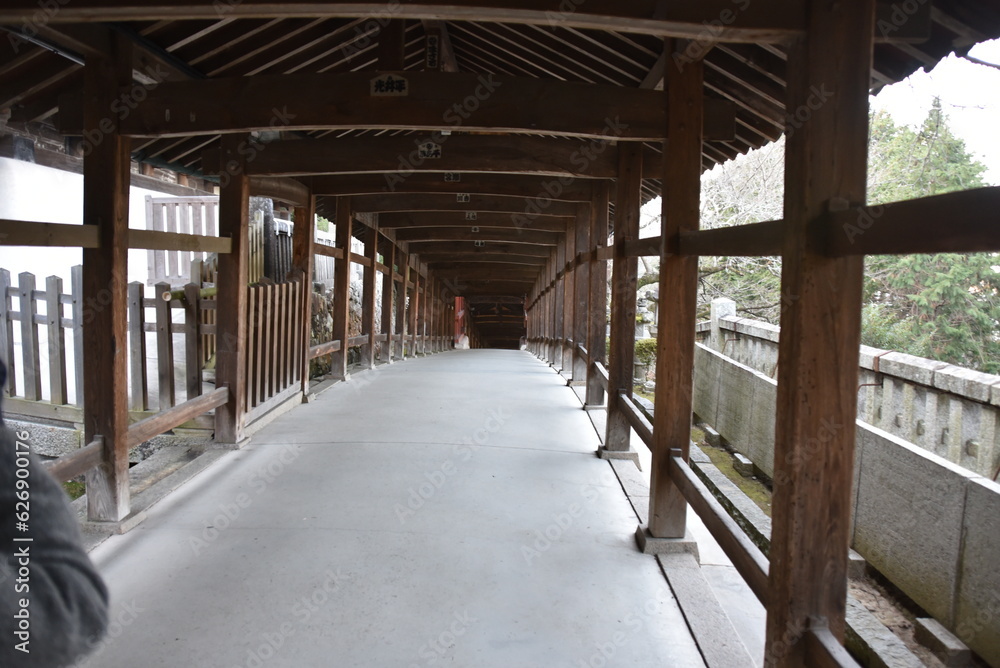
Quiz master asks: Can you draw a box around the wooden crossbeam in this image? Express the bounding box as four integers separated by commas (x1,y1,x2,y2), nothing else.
58,72,739,142
202,134,664,179
0,1,806,43
405,241,551,256
392,226,560,245
377,211,569,230
309,173,594,200
422,255,547,267
352,193,577,217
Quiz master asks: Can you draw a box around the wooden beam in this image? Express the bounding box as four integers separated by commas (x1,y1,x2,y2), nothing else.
128,229,232,253
422,20,459,72
765,0,875,663
586,182,610,407
572,202,590,381
249,176,311,206
81,32,131,523
362,220,378,369
0,2,805,45
825,186,1000,256
214,134,251,446
677,220,783,256
127,387,229,447
422,255,547,267
381,240,396,362
603,143,642,452
0,220,99,248
404,241,552,257
648,40,703,541
202,134,664,179
395,249,408,358
377,211,569,231
310,173,594,200
331,197,353,378
61,72,733,142
351,193,577,217
392,227,560,245
44,437,104,483
377,20,406,70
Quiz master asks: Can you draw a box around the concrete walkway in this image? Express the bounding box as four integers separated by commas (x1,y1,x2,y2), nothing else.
81,350,714,668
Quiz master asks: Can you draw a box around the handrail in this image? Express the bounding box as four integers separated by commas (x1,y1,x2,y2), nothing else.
593,361,609,390
309,339,342,359
575,343,588,359
668,449,770,606
127,386,230,447
44,436,103,483
617,391,653,449
804,625,862,667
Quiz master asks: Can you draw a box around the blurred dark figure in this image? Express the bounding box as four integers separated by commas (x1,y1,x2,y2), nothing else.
0,360,109,666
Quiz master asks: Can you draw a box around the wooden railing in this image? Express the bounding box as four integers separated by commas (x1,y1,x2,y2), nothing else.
246,278,304,418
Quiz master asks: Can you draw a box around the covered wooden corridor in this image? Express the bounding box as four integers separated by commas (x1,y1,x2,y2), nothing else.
1,2,999,666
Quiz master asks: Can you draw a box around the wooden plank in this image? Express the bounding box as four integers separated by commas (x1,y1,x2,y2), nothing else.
127,282,148,410
45,276,68,405
18,272,41,401
381,241,396,362
313,243,344,260
350,252,372,268
678,220,783,257
649,40,703,540
127,386,229,447
803,627,862,668
0,269,13,397
154,281,175,409
128,229,232,254
0,220,100,248
409,261,420,355
362,223,378,369
603,143,642,451
292,196,316,394
352,194,577,217
184,284,202,401
669,453,770,606
151,201,166,283
331,197,353,379
378,211,569,231
392,226,559,245
214,134,251,445
310,174,594,200
309,339,341,359
248,286,259,407
69,72,733,142
202,135,660,180
396,250,408,359
165,203,179,279
70,265,83,406
44,436,104,484
825,186,1000,256
765,0,876,663
0,2,806,43
82,32,132,522
249,176,311,207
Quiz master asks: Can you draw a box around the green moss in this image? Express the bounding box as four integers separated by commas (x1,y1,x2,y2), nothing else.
63,481,85,501
700,443,773,516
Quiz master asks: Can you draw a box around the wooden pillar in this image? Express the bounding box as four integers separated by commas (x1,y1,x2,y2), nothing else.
409,259,420,355
378,20,406,70
586,183,610,407
647,41,704,541
381,240,396,363
396,250,407,359
215,134,252,446
765,1,875,664
331,197,353,379
573,204,591,382
548,253,559,364
292,195,316,395
362,221,378,369
562,223,575,376
82,34,132,522
554,241,566,371
603,145,642,451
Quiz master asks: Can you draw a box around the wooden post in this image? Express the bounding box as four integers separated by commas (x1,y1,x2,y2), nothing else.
332,197,353,379
362,221,378,369
292,195,316,394
396,249,408,359
82,33,132,522
184,283,202,401
647,41,703,542
214,134,251,446
409,258,420,356
127,282,148,410
45,275,67,405
549,252,559,365
18,272,41,401
381,240,396,362
573,204,591,382
562,222,576,376
0,269,13,396
586,182,610,409
602,144,642,453
765,1,875,664
154,281,175,410
70,265,83,406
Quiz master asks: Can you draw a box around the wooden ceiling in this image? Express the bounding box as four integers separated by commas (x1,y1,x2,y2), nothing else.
0,2,998,336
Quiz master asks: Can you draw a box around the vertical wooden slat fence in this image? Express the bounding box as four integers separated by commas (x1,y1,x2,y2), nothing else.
245,277,304,419
146,195,220,287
